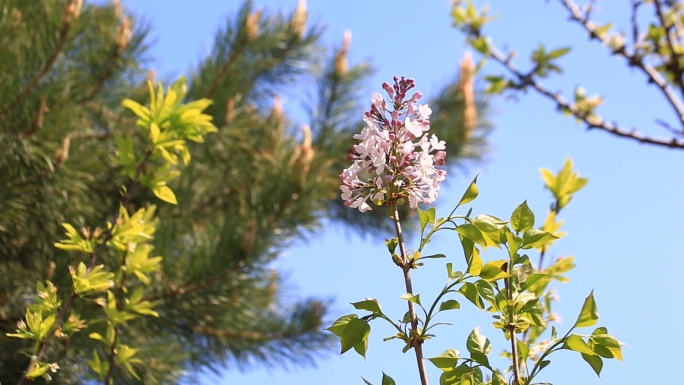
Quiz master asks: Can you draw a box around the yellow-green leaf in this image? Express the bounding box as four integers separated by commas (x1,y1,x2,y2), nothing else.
574,290,599,328
153,185,177,205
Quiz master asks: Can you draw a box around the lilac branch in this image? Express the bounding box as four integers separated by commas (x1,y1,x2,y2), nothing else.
391,202,429,385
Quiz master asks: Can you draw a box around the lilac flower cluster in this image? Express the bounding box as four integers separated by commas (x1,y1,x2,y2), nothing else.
340,77,447,212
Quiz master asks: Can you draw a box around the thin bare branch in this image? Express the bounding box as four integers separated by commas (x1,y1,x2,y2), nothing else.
631,0,642,48
558,0,684,129
486,42,684,148
653,0,684,100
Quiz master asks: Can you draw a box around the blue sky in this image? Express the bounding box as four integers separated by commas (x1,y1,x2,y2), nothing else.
120,1,684,384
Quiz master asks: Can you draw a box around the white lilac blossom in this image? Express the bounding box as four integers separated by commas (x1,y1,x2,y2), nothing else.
340,77,447,212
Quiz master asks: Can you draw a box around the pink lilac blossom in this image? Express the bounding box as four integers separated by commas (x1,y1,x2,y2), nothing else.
340,76,447,212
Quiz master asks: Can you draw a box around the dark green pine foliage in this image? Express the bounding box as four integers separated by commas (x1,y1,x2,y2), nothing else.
0,0,491,384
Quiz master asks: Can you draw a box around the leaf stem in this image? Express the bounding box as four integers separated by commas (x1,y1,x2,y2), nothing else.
391,201,429,385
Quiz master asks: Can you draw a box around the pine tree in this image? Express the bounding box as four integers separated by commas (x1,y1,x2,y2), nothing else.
0,1,490,383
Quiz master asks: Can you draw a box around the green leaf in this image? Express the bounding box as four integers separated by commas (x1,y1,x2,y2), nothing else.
458,175,479,206
340,318,370,356
326,314,357,337
504,228,522,258
419,253,446,260
547,46,571,59
474,280,496,308
439,300,461,312
539,167,556,191
89,332,108,345
517,339,530,362
590,333,624,361
510,201,535,232
381,372,396,385
385,238,398,254
469,36,491,54
581,353,603,377
446,263,464,281
543,158,588,209
459,282,484,309
574,290,599,328
351,298,382,314
466,327,491,355
439,363,471,385
418,208,430,235
354,336,369,358
458,235,482,276
468,248,482,277
399,293,421,306
71,263,115,296
564,334,595,356
520,273,547,290
479,259,509,282
457,224,486,246
521,229,558,249
428,349,460,371
122,99,150,123
474,214,508,226
86,350,107,379
484,75,510,94
152,185,178,205
473,218,503,247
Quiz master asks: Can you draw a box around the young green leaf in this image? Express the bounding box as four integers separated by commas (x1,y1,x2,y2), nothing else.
339,318,370,356
581,353,604,377
564,334,595,356
427,349,460,371
547,46,571,59
574,290,599,328
152,185,178,205
399,293,421,306
419,253,446,260
479,259,509,282
466,327,492,355
511,200,535,232
439,300,461,312
385,238,398,255
517,339,530,362
381,372,396,385
351,298,382,314
458,175,479,206
326,314,357,337
459,282,485,309
418,208,430,235
521,229,558,249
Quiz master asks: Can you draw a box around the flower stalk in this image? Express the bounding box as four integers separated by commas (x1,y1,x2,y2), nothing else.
391,201,429,385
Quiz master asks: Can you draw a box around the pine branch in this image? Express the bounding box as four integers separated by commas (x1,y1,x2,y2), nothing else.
0,0,79,123
83,17,131,103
